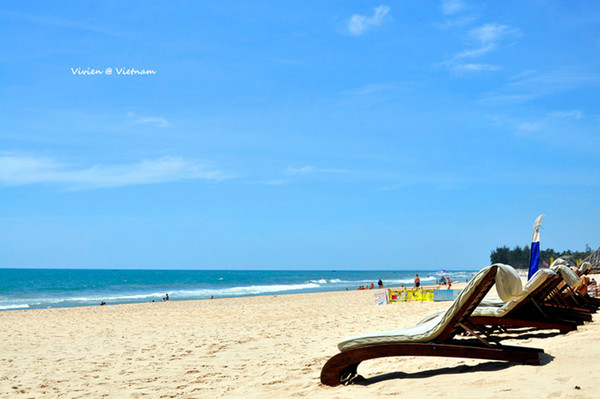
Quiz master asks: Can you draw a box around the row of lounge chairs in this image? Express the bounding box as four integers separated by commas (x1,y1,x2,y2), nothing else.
320,261,596,386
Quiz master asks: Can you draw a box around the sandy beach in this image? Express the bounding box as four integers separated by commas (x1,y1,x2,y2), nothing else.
1,280,599,399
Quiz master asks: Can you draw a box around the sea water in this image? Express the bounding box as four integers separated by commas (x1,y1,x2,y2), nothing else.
0,268,477,311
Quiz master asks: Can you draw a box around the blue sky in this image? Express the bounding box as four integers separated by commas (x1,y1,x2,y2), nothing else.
1,1,599,270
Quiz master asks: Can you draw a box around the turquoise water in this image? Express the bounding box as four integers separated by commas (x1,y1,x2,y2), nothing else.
0,268,477,311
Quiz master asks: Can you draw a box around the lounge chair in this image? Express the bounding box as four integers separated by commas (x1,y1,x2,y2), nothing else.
547,264,596,316
421,266,583,330
470,268,577,334
320,264,544,386
501,263,594,326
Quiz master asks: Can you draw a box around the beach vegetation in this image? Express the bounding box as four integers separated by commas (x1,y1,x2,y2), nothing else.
490,245,593,268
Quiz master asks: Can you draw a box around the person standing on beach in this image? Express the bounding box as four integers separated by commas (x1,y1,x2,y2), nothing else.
378,279,384,289
414,274,420,288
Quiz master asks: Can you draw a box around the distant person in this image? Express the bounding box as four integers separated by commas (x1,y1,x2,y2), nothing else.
163,293,169,301
447,277,452,289
440,276,447,285
378,279,384,289
414,274,421,288
100,301,106,306
370,283,375,290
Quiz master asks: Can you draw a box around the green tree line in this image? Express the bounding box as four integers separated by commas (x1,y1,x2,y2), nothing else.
490,244,593,268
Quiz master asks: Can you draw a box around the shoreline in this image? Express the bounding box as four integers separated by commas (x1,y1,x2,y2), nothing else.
0,281,469,313
0,268,479,312
2,280,600,398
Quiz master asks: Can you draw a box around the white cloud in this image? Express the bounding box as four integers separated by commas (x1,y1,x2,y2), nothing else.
515,110,584,135
480,70,600,103
453,63,501,72
491,111,600,156
453,45,496,60
341,81,400,95
516,122,543,135
247,180,289,186
127,111,169,128
0,154,228,189
438,1,478,29
441,0,466,15
288,165,316,174
443,23,520,72
287,165,348,175
548,110,583,120
346,5,391,36
468,23,520,45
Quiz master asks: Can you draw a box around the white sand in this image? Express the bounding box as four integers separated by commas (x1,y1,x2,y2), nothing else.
1,279,599,398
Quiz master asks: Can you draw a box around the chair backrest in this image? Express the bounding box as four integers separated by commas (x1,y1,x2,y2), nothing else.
436,265,498,343
504,269,556,315
551,264,582,289
538,273,569,306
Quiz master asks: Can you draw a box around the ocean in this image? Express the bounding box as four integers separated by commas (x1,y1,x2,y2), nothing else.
0,268,478,311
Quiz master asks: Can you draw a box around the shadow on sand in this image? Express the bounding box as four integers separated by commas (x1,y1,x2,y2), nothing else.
353,353,555,386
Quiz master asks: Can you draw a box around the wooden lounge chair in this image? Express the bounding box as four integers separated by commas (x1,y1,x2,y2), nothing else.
550,260,598,311
469,269,577,334
548,264,596,316
422,267,582,333
504,265,593,326
320,265,544,387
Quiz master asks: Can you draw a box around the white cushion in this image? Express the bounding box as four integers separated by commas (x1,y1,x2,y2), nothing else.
494,263,523,301
472,269,555,317
579,262,592,274
479,298,505,307
550,264,581,289
551,258,569,267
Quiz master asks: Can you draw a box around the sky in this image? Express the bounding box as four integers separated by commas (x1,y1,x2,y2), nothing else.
1,1,599,270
